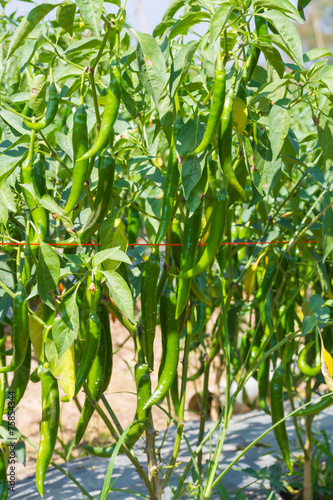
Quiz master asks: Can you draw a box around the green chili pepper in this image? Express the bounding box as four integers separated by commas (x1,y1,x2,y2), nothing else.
270,366,293,474
47,152,115,248
77,152,115,243
245,14,268,86
72,316,108,447
258,357,270,415
250,255,275,309
143,283,180,410
294,393,333,416
0,449,7,500
33,154,47,198
126,206,140,244
176,186,228,279
218,64,246,200
21,131,48,245
23,74,58,131
297,341,321,377
100,304,113,393
175,204,202,318
74,281,102,397
155,116,181,244
84,333,151,457
78,66,121,162
141,247,160,370
170,219,182,270
36,363,60,497
64,95,89,214
0,279,29,374
188,64,225,156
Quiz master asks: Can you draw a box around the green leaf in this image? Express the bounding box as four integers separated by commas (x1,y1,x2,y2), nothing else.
100,217,129,271
187,163,208,215
261,11,303,67
269,99,290,161
40,194,79,243
302,314,316,336
92,247,131,268
102,270,134,323
75,0,103,35
17,35,46,72
29,74,47,117
99,424,132,500
170,41,199,98
52,291,79,358
36,241,60,303
56,1,76,36
253,132,282,196
0,110,30,137
161,0,186,23
253,0,303,23
323,191,333,261
7,3,60,59
64,36,101,54
0,153,27,184
210,3,233,44
169,12,210,41
257,41,284,78
135,32,166,107
181,154,206,200
0,181,15,212
304,48,332,62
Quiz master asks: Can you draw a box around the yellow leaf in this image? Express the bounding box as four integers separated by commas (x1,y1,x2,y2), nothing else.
244,263,257,297
97,95,107,106
233,96,248,135
29,302,43,361
46,339,75,401
319,332,333,391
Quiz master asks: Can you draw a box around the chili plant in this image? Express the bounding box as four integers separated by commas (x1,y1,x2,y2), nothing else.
0,0,332,499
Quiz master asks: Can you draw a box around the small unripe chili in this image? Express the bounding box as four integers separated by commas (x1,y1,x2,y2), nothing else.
270,366,293,474
297,341,321,377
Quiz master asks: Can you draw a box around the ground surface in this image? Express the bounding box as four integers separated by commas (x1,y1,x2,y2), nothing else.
12,406,333,499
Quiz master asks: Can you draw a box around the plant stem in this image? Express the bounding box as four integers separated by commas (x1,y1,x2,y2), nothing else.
161,306,193,490
83,383,155,499
145,413,162,500
303,380,313,500
202,281,232,499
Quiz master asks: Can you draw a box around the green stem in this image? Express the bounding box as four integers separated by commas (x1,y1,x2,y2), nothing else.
202,281,231,498
161,306,193,489
83,382,155,499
